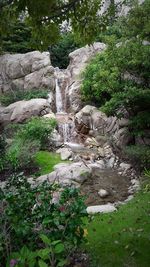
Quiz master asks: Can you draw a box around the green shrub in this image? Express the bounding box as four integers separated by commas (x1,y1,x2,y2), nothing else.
0,134,7,171
81,0,150,137
0,89,49,106
6,117,57,170
17,117,57,148
124,145,150,170
0,174,87,266
7,139,41,170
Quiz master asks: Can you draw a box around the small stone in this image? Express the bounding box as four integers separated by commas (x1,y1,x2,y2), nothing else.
87,204,117,214
119,162,131,171
107,157,115,168
98,189,109,198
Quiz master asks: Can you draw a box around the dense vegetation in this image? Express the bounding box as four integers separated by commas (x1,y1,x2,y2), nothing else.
82,0,150,167
0,0,102,50
0,117,56,172
0,174,87,266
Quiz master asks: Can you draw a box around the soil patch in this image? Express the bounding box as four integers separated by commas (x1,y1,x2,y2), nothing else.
81,168,131,205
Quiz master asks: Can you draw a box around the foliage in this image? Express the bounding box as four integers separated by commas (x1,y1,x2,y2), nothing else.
7,138,41,170
124,145,150,170
34,151,67,176
7,117,56,170
8,237,67,267
1,20,34,53
0,174,87,266
82,0,150,137
0,0,103,50
0,134,7,171
0,89,49,107
85,189,150,267
50,33,80,69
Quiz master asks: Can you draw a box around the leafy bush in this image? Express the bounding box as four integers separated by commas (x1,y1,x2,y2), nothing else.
7,117,57,170
7,139,41,170
0,89,49,106
81,0,150,138
124,145,150,170
0,174,87,266
0,134,7,171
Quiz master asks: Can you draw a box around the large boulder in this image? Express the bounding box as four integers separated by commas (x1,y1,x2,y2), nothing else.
67,42,106,80
35,162,92,186
75,105,108,135
67,43,106,113
0,51,55,93
0,98,51,124
75,105,132,148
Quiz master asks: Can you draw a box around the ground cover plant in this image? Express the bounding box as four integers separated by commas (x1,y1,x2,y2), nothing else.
34,151,67,176
0,174,87,267
0,89,49,107
85,183,150,267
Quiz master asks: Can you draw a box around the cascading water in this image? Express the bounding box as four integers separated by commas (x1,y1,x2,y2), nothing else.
54,68,75,143
55,69,64,113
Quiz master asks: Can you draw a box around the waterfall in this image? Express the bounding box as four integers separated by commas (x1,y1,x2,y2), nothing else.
54,68,76,144
55,78,63,113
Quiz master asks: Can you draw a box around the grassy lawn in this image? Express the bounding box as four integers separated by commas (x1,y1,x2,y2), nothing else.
85,190,150,267
34,151,67,175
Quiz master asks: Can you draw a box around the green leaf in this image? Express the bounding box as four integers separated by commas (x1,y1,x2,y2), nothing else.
54,243,65,254
37,248,51,260
57,259,68,267
20,245,30,259
51,240,61,246
40,234,51,245
38,259,48,267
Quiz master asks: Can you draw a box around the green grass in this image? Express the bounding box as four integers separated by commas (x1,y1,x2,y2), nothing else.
34,151,67,175
85,190,150,267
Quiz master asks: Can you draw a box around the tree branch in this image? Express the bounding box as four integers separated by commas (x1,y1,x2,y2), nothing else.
39,0,82,22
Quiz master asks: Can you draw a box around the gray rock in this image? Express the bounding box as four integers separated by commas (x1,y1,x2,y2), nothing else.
119,162,131,171
98,189,109,198
68,42,106,80
87,204,117,214
36,162,92,186
107,157,115,168
0,51,55,93
0,98,51,124
56,147,72,160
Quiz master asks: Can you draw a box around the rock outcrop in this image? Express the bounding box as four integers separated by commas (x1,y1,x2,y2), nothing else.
66,42,106,113
0,51,55,93
0,98,51,124
75,105,132,148
34,162,92,186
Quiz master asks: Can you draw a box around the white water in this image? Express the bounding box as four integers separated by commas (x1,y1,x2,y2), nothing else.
54,69,75,143
55,78,63,113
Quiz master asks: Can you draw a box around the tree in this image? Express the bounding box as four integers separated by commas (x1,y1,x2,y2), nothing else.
82,0,150,136
0,0,102,50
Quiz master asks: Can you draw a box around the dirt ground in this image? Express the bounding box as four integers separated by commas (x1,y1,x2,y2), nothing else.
81,168,131,206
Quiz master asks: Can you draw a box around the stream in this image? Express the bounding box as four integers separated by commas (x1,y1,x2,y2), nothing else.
50,68,138,209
